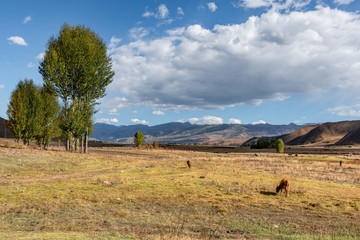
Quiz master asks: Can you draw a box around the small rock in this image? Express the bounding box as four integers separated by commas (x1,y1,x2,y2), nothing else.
273,224,279,228
200,176,206,179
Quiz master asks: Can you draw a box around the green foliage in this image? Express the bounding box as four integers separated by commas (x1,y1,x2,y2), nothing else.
250,139,284,153
7,80,43,145
275,139,284,153
35,87,61,149
7,80,61,148
39,23,114,152
134,131,144,147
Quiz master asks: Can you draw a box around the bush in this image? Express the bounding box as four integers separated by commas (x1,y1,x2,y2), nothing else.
134,131,144,147
275,139,284,153
152,140,159,149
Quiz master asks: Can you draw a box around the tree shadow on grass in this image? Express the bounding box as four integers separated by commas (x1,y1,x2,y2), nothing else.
260,191,276,196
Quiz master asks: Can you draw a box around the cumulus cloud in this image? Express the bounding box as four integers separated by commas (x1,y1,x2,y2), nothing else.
153,110,165,115
157,4,169,19
234,0,311,10
143,4,169,19
334,0,355,5
129,27,149,40
104,97,129,109
228,118,242,124
7,36,27,46
36,52,45,60
177,7,184,15
327,105,360,117
180,116,224,125
207,2,218,12
109,7,360,111
131,118,149,125
252,120,267,125
108,108,119,116
23,16,31,24
0,85,5,89
108,36,121,49
96,118,119,124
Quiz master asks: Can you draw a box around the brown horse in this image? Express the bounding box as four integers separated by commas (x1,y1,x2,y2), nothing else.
276,178,290,197
187,160,192,169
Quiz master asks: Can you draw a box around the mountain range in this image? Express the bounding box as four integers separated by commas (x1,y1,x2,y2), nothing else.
244,120,360,146
2,116,360,146
90,122,303,144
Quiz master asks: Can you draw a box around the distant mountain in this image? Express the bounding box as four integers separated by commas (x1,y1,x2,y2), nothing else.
240,120,360,146
0,117,14,138
90,122,303,144
285,120,360,146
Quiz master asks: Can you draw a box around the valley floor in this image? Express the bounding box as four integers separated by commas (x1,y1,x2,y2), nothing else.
0,144,359,239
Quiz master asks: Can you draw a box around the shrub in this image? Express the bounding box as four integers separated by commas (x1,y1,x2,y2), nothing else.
275,139,284,153
134,131,144,147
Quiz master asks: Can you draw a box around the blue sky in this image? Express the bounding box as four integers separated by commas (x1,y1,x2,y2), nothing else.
1,0,360,126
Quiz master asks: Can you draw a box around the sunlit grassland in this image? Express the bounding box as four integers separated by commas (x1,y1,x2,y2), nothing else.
0,147,359,239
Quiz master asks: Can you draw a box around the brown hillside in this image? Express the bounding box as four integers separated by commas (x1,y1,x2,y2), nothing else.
287,120,360,145
281,124,319,144
335,127,360,145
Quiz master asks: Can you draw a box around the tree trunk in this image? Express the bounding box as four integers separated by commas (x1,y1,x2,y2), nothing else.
66,139,70,152
81,137,84,153
85,128,88,154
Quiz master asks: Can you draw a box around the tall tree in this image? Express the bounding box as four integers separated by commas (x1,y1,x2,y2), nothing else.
7,80,43,145
35,87,61,149
39,24,114,152
134,131,144,147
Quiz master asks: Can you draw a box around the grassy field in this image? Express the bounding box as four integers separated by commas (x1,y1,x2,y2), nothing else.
0,145,359,239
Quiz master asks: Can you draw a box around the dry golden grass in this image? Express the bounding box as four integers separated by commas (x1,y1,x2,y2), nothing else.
0,145,359,239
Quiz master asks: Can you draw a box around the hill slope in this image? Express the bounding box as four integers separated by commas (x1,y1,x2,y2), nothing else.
91,122,302,144
286,120,360,145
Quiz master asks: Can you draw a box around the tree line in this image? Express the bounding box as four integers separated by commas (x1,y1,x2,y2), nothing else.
7,24,114,153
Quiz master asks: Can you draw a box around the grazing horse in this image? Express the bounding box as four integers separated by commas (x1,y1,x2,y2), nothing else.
187,160,192,169
276,178,290,197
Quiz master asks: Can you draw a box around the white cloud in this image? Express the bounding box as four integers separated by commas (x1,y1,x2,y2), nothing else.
109,7,360,111
23,16,31,24
27,62,35,68
36,52,45,60
142,10,155,17
177,7,184,15
228,118,242,124
234,0,311,10
207,2,218,12
143,4,170,19
129,27,149,40
157,4,169,19
96,118,119,124
132,110,138,114
327,105,360,117
334,0,354,5
180,116,224,125
108,36,121,50
104,97,129,109
108,108,119,116
7,36,28,46
233,0,272,8
0,85,4,89
152,110,165,115
131,118,149,125
252,120,267,125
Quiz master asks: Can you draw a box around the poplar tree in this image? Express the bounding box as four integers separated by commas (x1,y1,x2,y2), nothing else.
134,131,144,147
39,24,114,152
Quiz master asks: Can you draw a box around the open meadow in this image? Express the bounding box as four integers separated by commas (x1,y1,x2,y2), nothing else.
0,143,359,239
